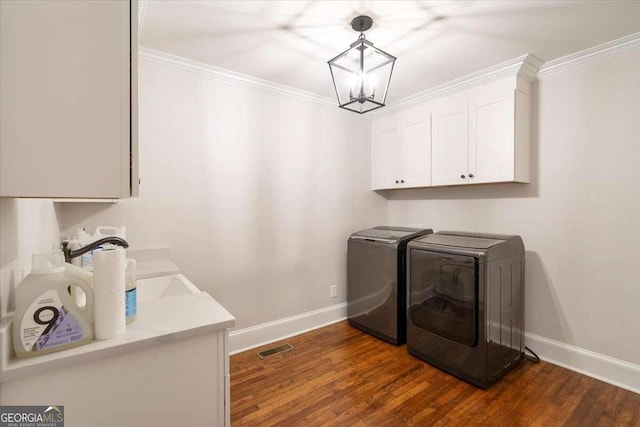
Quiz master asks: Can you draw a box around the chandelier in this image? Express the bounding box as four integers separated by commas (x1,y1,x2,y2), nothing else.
328,15,396,114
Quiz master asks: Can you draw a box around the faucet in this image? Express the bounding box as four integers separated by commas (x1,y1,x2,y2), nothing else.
62,237,129,263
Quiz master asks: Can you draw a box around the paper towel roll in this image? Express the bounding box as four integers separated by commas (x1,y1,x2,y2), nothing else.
93,248,126,340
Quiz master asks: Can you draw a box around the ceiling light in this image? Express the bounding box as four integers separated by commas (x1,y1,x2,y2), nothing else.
328,15,396,114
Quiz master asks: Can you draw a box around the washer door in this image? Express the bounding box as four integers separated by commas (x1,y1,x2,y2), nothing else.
409,249,478,347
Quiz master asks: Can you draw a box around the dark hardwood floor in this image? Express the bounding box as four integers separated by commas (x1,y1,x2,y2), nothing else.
230,321,640,426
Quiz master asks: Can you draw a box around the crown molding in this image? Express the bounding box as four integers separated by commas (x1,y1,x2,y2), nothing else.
139,31,639,118
373,54,544,117
138,47,338,108
538,32,640,78
520,55,546,81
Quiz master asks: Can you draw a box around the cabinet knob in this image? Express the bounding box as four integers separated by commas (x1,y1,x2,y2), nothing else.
395,180,399,184
469,174,474,178
460,174,466,179
400,180,405,183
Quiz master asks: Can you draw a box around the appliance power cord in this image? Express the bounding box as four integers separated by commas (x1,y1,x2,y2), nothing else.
524,346,540,363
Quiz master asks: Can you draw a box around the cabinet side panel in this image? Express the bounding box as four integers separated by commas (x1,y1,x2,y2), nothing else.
514,89,531,183
130,0,139,197
0,333,221,426
221,330,230,427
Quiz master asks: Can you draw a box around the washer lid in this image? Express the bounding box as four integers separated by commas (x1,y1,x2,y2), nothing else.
350,226,428,243
413,233,504,249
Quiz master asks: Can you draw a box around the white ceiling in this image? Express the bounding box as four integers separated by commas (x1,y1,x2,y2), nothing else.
140,1,640,103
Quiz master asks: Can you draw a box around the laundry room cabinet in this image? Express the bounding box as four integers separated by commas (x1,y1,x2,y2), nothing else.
0,0,138,199
370,59,536,191
371,104,431,190
431,94,470,186
431,77,531,186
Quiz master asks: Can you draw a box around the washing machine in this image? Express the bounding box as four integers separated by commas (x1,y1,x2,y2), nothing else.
348,226,432,345
406,231,525,388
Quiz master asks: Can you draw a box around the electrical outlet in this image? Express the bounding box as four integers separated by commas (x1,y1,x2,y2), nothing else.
330,285,337,298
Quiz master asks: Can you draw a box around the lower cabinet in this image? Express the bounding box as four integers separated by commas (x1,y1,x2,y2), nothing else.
0,330,231,427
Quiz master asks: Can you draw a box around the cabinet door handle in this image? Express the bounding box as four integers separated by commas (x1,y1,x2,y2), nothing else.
395,180,399,184
469,174,474,178
400,179,405,183
460,174,466,179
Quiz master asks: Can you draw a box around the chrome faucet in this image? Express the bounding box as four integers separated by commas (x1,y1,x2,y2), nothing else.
62,237,129,263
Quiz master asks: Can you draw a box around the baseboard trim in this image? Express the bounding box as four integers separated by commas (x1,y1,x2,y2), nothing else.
525,332,640,394
229,309,639,394
229,303,347,355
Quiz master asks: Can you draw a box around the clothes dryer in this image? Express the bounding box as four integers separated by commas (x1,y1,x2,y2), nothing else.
407,231,525,388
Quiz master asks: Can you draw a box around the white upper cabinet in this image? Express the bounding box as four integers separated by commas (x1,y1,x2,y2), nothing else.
431,95,470,186
469,78,524,184
371,104,431,190
371,56,538,190
431,77,532,187
398,104,431,188
0,0,138,198
371,56,539,190
431,77,528,187
371,114,399,190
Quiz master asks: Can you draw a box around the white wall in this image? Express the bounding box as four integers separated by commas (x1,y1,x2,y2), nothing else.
58,57,387,329
0,199,60,318
387,50,640,366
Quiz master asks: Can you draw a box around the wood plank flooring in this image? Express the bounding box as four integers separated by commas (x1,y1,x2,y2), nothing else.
230,321,640,426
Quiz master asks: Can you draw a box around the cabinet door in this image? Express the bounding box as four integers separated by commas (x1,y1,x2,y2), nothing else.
398,104,431,188
431,97,469,186
371,115,399,190
0,1,136,198
469,83,515,184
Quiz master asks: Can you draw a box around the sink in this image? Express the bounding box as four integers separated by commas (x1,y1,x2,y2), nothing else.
136,274,200,303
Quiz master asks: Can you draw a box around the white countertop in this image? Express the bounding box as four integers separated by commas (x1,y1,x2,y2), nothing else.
128,247,181,279
0,251,235,383
1,291,235,383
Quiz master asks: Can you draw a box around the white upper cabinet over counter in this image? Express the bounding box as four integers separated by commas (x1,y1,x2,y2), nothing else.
0,0,138,198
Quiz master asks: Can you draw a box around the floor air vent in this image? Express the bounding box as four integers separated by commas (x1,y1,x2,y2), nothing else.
257,343,294,359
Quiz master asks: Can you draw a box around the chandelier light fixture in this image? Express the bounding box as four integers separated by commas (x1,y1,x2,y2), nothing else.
328,15,396,114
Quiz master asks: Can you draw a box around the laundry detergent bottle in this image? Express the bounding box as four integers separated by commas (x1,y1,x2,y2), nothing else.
13,251,94,358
